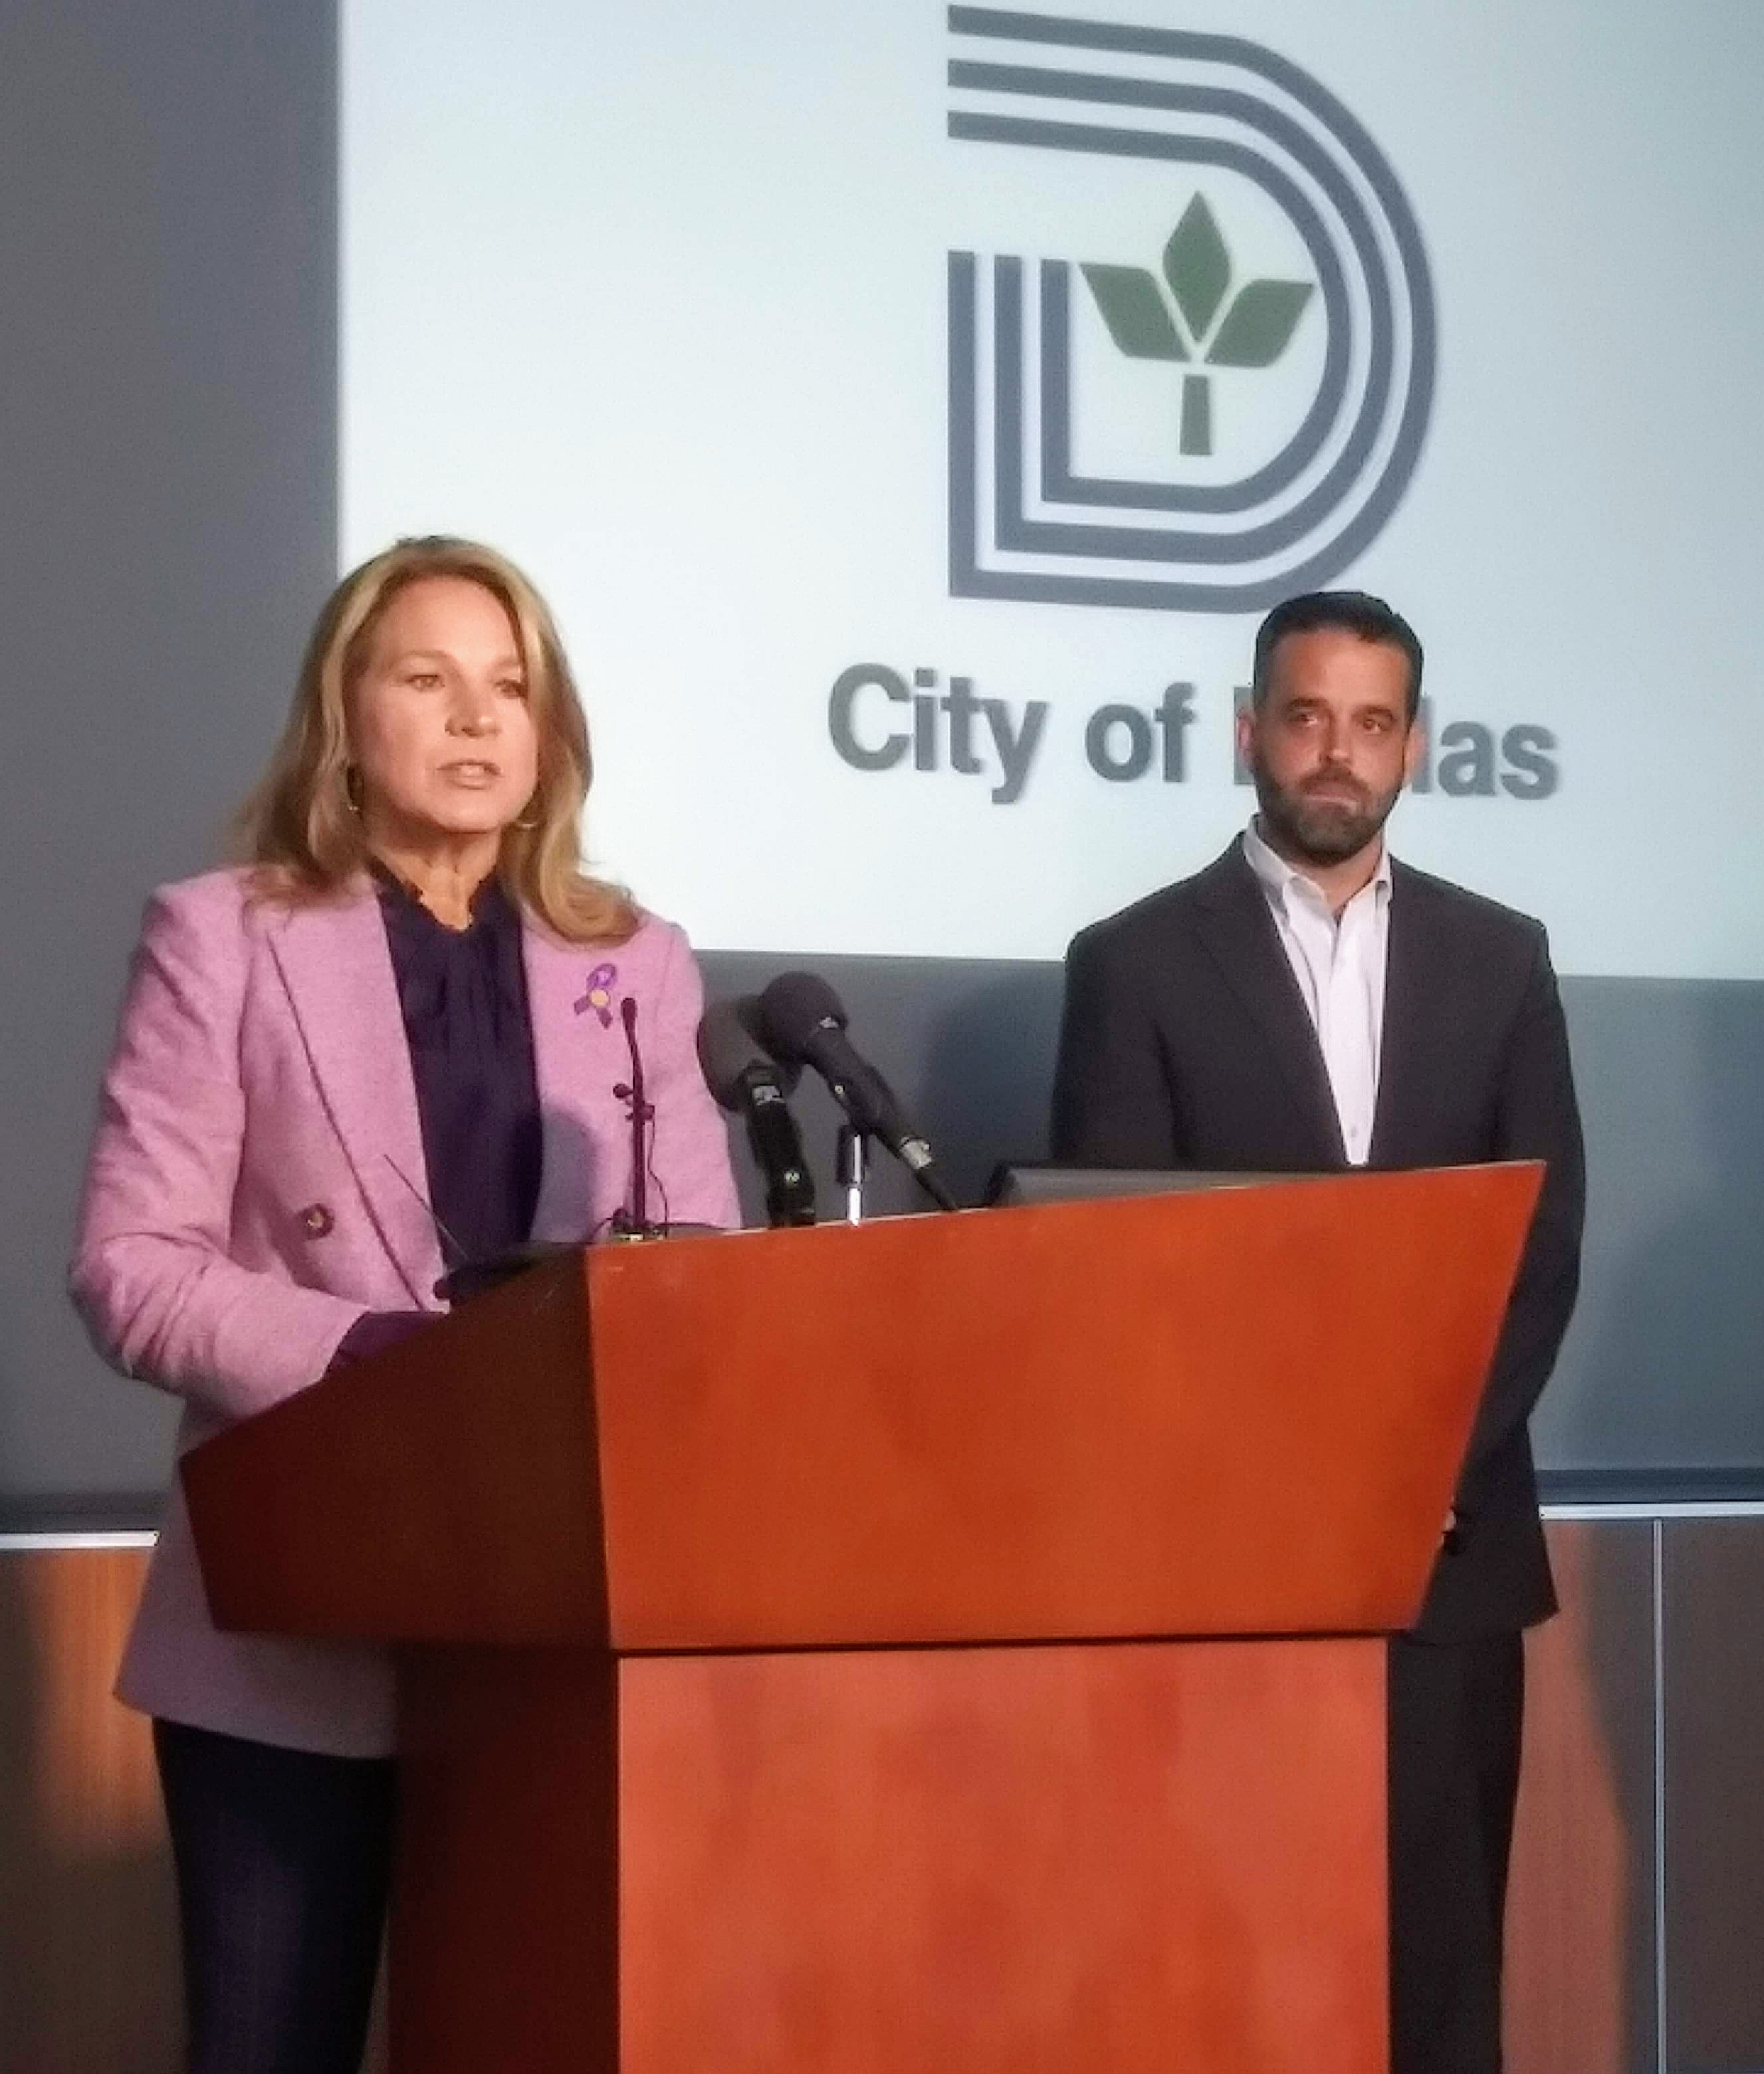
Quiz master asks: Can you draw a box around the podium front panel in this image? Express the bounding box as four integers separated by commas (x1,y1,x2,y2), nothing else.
588,1165,1538,1649
392,1636,1386,2074
619,1637,1385,2074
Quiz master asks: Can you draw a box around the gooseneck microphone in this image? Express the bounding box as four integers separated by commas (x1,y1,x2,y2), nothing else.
697,998,816,1227
755,972,958,1212
611,995,663,1238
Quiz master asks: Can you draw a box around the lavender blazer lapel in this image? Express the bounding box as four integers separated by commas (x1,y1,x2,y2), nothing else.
265,887,444,1306
522,922,622,1242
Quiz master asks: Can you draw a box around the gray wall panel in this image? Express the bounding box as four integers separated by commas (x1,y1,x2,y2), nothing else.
1537,982,1764,1474
0,3,336,1510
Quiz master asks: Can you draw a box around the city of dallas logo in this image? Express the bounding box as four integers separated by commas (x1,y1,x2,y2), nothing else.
948,9,1437,612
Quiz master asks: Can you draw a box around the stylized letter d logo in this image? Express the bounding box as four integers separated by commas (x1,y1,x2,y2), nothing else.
947,8,1437,612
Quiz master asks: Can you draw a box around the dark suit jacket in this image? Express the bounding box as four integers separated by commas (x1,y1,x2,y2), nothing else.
1051,841,1585,1641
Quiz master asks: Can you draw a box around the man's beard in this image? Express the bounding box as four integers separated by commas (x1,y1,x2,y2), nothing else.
1250,758,1401,866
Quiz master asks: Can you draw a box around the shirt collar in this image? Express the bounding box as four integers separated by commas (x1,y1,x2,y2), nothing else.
370,856,516,937
1242,818,1393,917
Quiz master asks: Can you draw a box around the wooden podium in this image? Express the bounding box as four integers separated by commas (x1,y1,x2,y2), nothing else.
183,1163,1541,2074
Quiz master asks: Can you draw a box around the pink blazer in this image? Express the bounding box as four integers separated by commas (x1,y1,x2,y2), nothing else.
70,868,740,1755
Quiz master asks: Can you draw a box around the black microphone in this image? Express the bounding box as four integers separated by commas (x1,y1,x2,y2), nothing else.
696,998,816,1228
755,972,958,1212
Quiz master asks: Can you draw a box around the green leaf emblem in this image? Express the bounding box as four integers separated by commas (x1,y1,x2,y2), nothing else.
1079,194,1317,459
1079,264,1186,362
1162,196,1231,342
1208,279,1315,368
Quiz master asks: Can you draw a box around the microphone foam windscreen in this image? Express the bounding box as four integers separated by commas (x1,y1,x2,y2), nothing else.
696,996,796,1109
756,970,848,1063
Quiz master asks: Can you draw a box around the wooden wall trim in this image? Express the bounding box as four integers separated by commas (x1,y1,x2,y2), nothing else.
0,1547,179,2074
3,1519,1755,2074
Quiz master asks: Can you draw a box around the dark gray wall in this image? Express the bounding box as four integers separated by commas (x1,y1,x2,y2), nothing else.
1,3,337,1516
2,1,1759,1524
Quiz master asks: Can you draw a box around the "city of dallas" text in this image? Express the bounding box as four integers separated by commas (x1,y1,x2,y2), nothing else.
827,663,1559,807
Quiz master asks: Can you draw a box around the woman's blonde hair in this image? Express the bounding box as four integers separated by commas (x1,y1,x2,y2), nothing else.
233,536,637,944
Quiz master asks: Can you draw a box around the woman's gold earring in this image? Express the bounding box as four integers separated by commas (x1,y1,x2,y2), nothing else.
343,766,363,816
511,797,540,832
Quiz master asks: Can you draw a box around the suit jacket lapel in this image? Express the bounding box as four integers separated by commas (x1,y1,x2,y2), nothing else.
1369,862,1452,1166
522,921,613,1243
266,885,443,1306
1189,847,1347,1165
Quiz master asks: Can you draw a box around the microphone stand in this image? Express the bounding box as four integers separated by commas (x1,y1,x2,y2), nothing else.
611,996,663,1240
837,1124,867,1226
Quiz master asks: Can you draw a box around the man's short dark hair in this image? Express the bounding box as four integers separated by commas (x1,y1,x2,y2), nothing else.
1250,590,1424,723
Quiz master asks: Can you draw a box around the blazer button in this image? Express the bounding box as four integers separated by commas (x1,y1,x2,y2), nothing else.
299,1203,336,1239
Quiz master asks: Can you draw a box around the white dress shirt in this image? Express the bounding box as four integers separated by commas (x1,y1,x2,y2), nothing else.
1241,820,1393,1165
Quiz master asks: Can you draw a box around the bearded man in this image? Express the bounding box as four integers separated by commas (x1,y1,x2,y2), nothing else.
1051,590,1585,2074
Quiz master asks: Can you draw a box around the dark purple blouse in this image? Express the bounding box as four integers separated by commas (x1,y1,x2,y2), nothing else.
376,869,542,1266
328,871,542,1369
